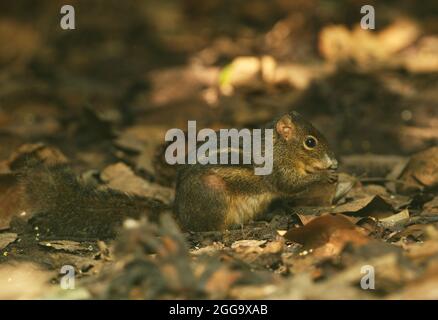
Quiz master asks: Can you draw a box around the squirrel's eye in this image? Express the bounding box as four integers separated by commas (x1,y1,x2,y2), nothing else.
304,136,317,150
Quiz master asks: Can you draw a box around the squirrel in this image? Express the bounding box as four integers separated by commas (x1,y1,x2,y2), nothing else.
174,111,338,232
9,112,336,239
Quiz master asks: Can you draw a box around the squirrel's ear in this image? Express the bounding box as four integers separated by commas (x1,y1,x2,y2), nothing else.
275,115,296,141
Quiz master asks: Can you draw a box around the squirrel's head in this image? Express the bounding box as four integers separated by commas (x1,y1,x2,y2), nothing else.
274,111,337,173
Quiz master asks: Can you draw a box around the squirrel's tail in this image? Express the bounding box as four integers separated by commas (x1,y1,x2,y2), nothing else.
18,163,170,240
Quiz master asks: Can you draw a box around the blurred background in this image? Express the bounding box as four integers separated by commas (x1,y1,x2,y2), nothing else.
0,0,437,174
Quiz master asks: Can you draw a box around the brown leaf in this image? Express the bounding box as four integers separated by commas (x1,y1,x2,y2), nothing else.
100,162,174,204
332,195,395,219
388,224,426,242
284,214,369,257
114,126,177,185
0,233,17,250
397,146,438,194
231,239,267,252
294,213,318,226
114,125,167,154
291,181,336,206
346,184,389,200
424,197,438,215
38,240,95,253
0,143,68,174
204,266,242,298
379,209,410,229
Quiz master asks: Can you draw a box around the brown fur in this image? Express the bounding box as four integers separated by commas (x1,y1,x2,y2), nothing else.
174,112,338,232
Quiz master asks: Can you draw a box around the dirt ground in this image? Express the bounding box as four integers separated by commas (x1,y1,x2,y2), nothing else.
0,0,438,299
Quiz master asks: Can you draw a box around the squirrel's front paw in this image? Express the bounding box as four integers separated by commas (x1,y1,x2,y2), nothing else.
324,170,338,184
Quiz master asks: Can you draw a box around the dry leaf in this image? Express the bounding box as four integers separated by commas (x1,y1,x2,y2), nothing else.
39,240,95,253
0,143,68,174
101,162,174,204
424,197,438,214
332,195,395,219
379,209,410,229
397,147,438,194
388,224,427,242
231,239,267,251
284,214,369,257
0,233,17,250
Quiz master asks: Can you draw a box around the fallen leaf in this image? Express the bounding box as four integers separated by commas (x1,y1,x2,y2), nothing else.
114,125,167,153
284,214,369,257
379,209,410,229
100,162,174,204
294,213,318,226
397,146,438,194
424,197,438,214
388,224,427,242
204,266,242,298
0,143,68,174
190,242,225,256
231,239,267,251
290,181,336,206
332,195,395,219
0,233,17,250
38,240,95,253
